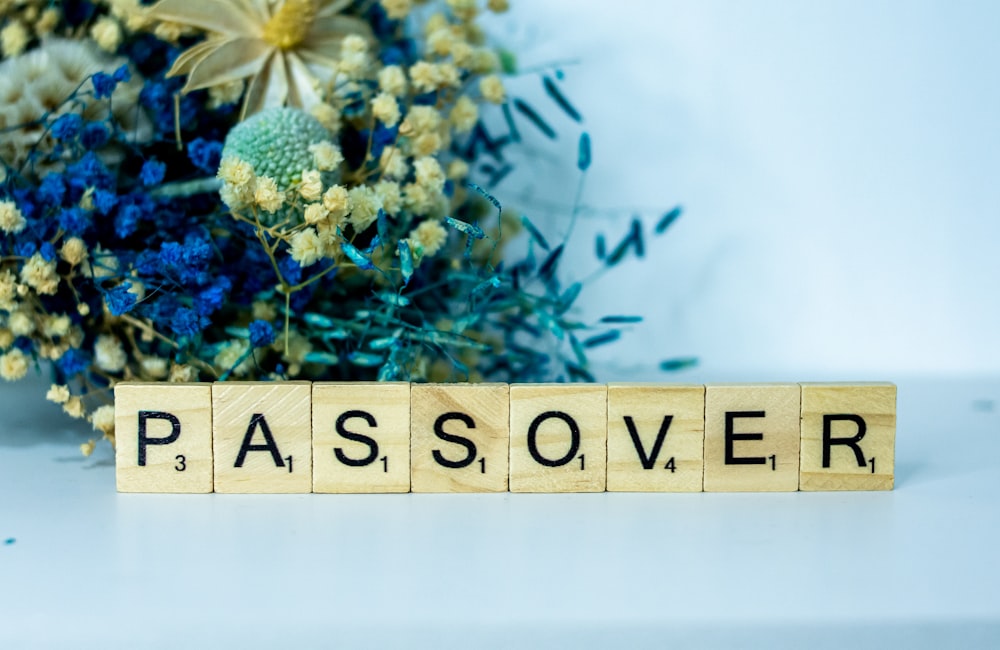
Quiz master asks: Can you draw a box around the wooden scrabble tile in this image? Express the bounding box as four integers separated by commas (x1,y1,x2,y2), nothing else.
799,383,896,491
115,383,213,493
509,384,608,493
704,384,800,492
607,383,705,492
212,382,312,493
410,383,510,492
312,382,410,493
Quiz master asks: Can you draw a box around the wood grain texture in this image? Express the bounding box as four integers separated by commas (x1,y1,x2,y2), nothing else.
312,382,410,493
410,383,509,492
704,384,800,492
607,383,705,492
212,382,312,493
115,383,213,493
509,384,607,493
799,383,896,491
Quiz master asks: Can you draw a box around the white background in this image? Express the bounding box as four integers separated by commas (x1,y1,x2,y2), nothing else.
491,0,1000,378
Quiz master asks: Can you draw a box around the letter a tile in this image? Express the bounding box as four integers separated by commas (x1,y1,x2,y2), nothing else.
411,383,510,492
704,384,800,492
313,382,411,493
607,384,705,492
115,383,213,493
509,384,608,493
213,382,312,493
799,383,896,491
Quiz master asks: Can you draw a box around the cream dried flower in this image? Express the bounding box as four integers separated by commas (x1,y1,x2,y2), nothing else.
214,339,252,376
378,145,409,180
60,237,88,266
46,384,71,404
141,357,169,379
150,0,373,118
303,202,329,225
253,176,285,212
0,200,26,234
91,16,123,53
217,156,255,187
379,0,412,20
374,180,402,216
449,95,478,134
290,228,324,266
94,334,127,373
321,184,350,219
479,74,506,103
414,156,446,193
8,310,34,336
310,102,341,132
377,64,407,96
91,405,116,435
0,348,28,381
371,91,400,127
20,253,58,295
1,20,29,58
298,169,323,201
309,140,344,171
347,185,382,232
410,220,448,257
63,396,85,419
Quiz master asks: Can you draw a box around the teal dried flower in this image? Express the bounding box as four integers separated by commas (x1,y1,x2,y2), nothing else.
221,107,333,189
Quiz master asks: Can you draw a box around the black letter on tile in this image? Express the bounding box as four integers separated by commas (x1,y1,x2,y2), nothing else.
137,411,181,466
625,415,672,470
334,410,379,467
725,411,766,465
234,413,284,468
433,412,478,469
822,414,867,468
528,411,580,467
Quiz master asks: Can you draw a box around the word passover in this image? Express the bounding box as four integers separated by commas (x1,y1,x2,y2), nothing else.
114,382,896,494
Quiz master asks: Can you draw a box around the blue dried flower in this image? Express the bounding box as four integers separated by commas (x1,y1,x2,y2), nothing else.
105,282,137,316
57,348,89,377
38,174,66,207
51,114,83,141
187,139,223,174
93,189,118,215
248,320,275,347
58,207,91,235
39,242,56,262
140,159,166,186
92,72,118,99
170,307,206,339
112,64,131,83
80,123,109,150
114,203,142,238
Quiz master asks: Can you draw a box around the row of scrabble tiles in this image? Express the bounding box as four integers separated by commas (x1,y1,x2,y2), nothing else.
114,381,896,494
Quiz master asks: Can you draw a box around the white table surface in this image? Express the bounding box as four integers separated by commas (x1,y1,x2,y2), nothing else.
1,376,998,648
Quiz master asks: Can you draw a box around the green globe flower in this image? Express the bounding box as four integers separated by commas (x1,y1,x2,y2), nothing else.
222,106,341,225
222,106,333,190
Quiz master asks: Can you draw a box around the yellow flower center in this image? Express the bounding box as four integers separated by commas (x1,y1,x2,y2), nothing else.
262,0,318,50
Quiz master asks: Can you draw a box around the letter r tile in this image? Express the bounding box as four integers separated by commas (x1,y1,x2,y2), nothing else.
799,383,895,491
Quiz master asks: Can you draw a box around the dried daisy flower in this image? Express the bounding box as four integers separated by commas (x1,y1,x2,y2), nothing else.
0,38,150,174
149,0,373,117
